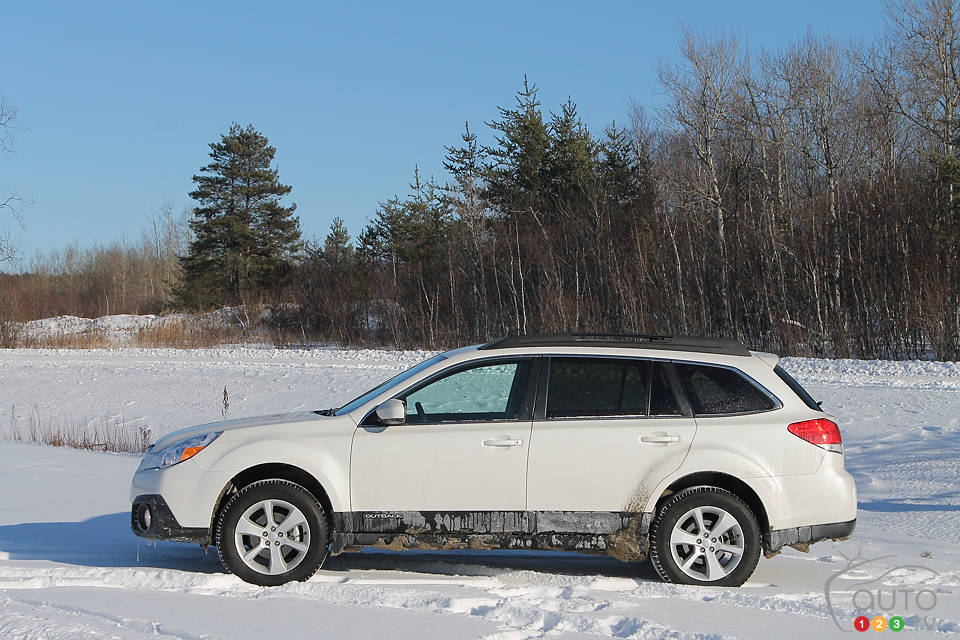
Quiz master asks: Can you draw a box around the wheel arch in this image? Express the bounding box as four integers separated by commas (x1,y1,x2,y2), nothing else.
211,463,335,534
652,471,770,536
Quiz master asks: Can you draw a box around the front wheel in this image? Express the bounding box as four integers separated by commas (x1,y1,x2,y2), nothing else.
649,486,760,587
216,479,329,586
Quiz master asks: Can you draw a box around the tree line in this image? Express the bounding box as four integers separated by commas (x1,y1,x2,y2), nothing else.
4,0,960,359
290,0,960,359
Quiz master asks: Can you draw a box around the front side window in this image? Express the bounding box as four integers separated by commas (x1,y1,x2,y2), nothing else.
400,360,530,423
546,358,661,418
673,363,777,415
335,354,447,416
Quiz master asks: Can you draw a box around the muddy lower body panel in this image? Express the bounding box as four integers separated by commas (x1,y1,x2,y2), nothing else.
764,518,857,555
330,510,652,562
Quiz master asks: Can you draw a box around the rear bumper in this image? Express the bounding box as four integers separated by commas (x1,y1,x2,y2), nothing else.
131,494,210,544
765,518,856,554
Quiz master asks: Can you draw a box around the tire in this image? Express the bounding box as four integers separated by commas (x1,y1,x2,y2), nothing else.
649,486,760,587
216,479,329,586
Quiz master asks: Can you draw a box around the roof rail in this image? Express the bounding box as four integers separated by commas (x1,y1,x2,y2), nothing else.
478,333,751,356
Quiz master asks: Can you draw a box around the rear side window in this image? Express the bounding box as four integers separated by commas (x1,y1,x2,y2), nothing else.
774,364,821,411
545,358,683,418
673,363,777,415
547,359,634,417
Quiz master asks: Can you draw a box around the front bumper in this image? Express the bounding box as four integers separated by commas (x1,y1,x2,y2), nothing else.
131,494,211,544
765,517,856,554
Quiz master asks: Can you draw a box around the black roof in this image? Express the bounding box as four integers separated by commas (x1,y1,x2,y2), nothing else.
478,333,751,357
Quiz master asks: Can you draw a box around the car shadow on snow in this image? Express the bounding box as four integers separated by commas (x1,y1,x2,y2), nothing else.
0,512,658,581
0,512,223,572
324,548,659,580
859,498,960,512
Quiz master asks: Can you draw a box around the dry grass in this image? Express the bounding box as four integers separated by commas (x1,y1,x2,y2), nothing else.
16,331,115,349
3,406,152,454
133,319,249,348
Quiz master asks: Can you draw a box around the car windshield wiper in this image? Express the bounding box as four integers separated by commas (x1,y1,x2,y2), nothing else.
313,408,336,416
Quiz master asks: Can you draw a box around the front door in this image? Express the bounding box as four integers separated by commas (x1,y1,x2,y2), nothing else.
350,358,535,513
526,357,697,513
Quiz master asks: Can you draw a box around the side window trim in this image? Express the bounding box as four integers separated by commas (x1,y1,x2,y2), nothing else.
519,356,543,421
663,362,694,418
533,356,550,421
645,361,653,416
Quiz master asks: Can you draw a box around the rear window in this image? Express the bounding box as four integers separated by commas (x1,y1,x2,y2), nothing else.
774,364,821,411
673,363,777,415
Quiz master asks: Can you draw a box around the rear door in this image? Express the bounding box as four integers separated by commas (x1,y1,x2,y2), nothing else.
526,357,697,513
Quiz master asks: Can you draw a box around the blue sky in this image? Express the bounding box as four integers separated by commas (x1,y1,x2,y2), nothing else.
1,1,885,262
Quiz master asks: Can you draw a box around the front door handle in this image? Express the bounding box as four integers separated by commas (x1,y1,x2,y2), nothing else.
483,438,522,448
640,434,680,444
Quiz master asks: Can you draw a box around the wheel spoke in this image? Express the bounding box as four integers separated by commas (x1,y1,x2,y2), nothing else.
681,550,702,571
692,507,707,534
670,529,700,547
716,542,743,556
242,544,264,563
709,511,739,538
704,549,726,580
269,543,287,575
261,500,274,527
236,517,263,538
283,539,308,553
281,508,307,534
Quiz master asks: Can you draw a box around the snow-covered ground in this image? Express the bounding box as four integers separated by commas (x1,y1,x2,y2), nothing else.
0,348,958,639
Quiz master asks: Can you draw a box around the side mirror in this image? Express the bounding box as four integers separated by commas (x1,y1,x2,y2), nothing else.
375,399,406,425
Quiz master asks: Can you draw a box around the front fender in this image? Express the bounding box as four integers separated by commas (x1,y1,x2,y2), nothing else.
196,438,351,512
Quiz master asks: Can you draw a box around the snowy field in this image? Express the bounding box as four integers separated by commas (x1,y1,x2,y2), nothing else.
0,347,958,639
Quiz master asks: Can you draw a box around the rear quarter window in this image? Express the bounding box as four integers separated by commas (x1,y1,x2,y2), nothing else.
673,363,777,415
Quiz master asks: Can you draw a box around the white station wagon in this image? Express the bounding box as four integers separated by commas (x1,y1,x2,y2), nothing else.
130,334,857,587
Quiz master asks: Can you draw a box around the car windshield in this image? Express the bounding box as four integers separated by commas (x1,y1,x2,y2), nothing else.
334,354,447,416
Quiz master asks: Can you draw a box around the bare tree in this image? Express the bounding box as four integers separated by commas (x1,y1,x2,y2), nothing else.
886,0,960,157
0,97,22,264
658,27,742,330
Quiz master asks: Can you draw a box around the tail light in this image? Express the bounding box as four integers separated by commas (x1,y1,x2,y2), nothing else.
788,418,843,453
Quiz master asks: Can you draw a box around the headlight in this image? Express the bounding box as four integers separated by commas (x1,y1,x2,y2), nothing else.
141,432,222,470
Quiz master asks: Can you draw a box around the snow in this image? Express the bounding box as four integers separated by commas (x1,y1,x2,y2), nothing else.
23,314,168,339
18,309,258,345
0,347,958,638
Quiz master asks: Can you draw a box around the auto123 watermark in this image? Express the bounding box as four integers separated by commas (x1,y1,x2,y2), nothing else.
825,548,941,632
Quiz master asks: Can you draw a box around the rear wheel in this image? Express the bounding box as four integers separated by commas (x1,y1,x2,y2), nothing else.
650,486,760,587
216,479,328,586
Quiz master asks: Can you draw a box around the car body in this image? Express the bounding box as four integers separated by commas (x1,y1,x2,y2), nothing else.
130,334,857,586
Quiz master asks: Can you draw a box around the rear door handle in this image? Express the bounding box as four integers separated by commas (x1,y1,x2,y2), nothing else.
483,438,522,448
640,434,680,444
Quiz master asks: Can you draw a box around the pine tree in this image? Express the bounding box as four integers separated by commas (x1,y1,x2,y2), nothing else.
546,97,599,208
323,217,354,266
484,76,551,214
178,123,301,308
